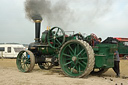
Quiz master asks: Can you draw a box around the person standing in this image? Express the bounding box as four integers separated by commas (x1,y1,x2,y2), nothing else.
113,49,120,77
94,38,102,46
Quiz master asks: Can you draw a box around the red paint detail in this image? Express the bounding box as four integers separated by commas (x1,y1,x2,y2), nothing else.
113,37,128,41
50,42,53,44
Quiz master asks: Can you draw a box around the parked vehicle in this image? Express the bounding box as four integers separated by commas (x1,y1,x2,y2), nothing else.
0,43,25,58
102,37,128,59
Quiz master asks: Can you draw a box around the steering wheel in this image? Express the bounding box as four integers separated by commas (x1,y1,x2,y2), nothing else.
47,27,65,49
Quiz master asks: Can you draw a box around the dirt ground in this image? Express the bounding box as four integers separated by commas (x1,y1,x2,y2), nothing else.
0,59,128,85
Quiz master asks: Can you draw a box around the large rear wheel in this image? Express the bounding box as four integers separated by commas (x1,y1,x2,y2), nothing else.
59,40,95,78
16,50,35,72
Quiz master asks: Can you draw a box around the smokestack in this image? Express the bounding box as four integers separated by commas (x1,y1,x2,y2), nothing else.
34,20,42,42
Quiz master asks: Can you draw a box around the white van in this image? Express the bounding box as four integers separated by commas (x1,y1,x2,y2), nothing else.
0,43,26,58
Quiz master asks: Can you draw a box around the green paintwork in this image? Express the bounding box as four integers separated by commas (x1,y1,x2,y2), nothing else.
38,46,56,55
84,35,92,42
118,41,128,55
41,33,47,43
17,26,118,77
47,27,65,49
94,44,117,68
16,51,31,72
59,41,88,77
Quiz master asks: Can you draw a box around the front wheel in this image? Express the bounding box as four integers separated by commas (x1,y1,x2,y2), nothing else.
16,50,35,72
59,40,95,78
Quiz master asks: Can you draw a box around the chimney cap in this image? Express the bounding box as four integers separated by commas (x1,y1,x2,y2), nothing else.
34,20,42,23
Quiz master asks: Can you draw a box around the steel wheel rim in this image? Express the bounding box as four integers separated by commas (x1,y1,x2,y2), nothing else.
60,41,88,77
16,51,32,72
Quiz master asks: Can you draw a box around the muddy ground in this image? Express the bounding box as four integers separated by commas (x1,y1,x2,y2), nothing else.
0,59,128,85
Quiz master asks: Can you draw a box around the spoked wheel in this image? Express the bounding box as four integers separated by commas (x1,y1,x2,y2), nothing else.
16,50,35,72
91,68,109,75
38,62,53,70
59,40,95,78
47,27,65,49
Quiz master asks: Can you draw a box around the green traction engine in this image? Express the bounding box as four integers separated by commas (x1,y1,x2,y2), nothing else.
16,20,117,78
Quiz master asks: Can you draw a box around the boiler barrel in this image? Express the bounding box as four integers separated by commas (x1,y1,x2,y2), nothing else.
38,46,56,55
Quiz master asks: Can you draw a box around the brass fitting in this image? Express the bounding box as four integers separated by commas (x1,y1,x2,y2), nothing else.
34,20,42,23
46,26,51,30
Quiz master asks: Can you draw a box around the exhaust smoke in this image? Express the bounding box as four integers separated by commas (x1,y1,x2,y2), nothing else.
25,0,113,31
25,0,73,28
25,0,51,21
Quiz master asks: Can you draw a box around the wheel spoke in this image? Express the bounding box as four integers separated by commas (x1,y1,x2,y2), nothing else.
74,47,77,55
69,62,74,70
64,61,73,66
77,49,84,57
66,58,71,60
26,64,29,69
21,55,24,59
51,31,54,36
81,51,86,56
82,61,87,66
56,35,63,38
75,65,79,72
71,66,75,73
79,65,81,73
56,39,61,45
63,53,71,57
54,38,56,47
19,65,22,68
78,62,85,68
21,63,24,67
23,54,26,58
24,64,26,71
68,45,74,54
76,44,79,54
55,28,59,35
69,50,73,56
26,60,30,63
79,57,87,60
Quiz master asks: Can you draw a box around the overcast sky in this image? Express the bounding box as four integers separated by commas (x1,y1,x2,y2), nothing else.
0,0,128,44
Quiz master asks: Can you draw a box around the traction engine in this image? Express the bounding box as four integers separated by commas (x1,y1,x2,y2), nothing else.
16,20,117,78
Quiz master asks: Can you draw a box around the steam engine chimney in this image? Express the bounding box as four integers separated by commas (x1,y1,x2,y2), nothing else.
34,20,42,42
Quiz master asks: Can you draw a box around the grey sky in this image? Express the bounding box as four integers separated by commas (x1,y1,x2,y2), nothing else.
0,0,128,44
